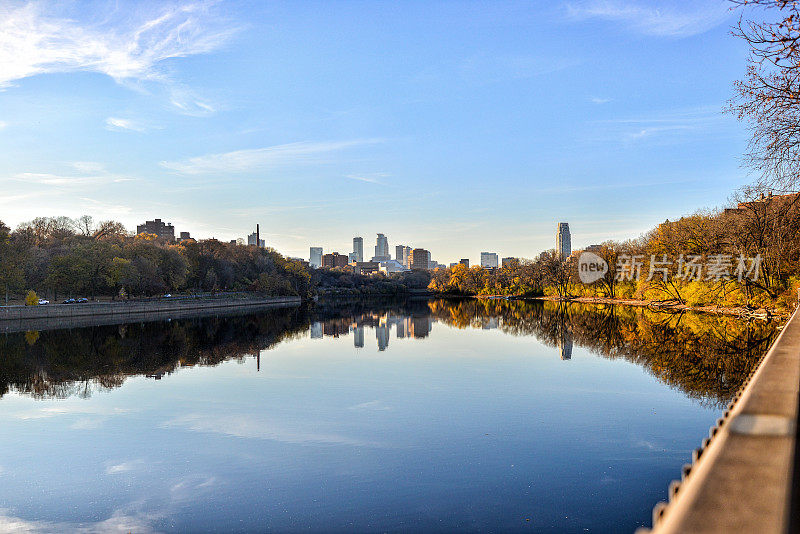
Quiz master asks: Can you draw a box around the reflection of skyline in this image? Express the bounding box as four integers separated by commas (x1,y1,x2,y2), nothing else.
558,328,573,361
308,312,433,351
0,300,779,406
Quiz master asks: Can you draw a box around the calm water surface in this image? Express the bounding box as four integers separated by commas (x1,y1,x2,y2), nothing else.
0,299,778,533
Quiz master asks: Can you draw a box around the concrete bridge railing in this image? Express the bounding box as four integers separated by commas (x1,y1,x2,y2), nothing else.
645,307,800,533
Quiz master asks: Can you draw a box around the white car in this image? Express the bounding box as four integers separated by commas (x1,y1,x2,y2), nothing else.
37,299,50,305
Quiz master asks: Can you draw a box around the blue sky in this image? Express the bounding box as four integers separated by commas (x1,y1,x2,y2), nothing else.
0,0,756,264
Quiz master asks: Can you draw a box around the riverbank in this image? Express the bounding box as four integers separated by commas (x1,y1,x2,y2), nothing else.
0,296,302,334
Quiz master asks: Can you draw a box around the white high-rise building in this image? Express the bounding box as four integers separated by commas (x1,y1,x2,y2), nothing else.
309,247,323,268
353,237,364,262
556,222,571,259
372,233,390,261
481,252,499,268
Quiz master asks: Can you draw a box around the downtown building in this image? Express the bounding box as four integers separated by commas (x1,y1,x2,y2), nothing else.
309,247,323,268
410,248,430,270
372,233,391,262
352,237,364,262
480,252,498,269
322,252,349,269
556,222,571,259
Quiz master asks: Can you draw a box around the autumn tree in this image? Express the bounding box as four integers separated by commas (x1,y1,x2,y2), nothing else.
730,0,800,192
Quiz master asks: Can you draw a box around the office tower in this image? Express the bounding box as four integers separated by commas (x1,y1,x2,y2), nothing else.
395,245,407,266
348,252,358,263
353,237,364,262
557,222,571,259
395,245,411,267
309,247,323,268
460,259,469,268
480,252,499,268
372,233,390,261
410,248,430,270
136,218,175,241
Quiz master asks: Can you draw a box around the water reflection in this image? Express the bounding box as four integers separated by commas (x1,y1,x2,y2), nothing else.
0,299,777,408
0,298,782,533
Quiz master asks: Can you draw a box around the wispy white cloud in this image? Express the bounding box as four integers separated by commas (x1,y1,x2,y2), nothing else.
346,172,389,185
105,117,145,132
459,53,580,84
161,139,383,175
588,105,726,143
566,0,731,38
591,96,612,104
0,2,236,112
348,400,392,411
0,121,7,130
12,161,134,187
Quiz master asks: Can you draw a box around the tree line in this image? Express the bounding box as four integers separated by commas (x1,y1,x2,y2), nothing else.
0,216,312,302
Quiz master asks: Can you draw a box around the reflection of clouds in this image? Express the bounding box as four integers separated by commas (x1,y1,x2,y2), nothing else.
70,417,106,430
105,459,145,475
0,506,160,533
170,475,217,502
162,413,386,448
348,400,392,411
11,405,133,421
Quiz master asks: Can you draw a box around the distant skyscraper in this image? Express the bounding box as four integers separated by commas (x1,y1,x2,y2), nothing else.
353,237,364,262
460,259,469,268
480,252,498,268
372,233,390,261
309,247,323,268
557,222,571,259
395,245,406,266
395,245,411,267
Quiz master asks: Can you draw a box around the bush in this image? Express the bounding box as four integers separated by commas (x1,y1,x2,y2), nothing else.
25,290,38,306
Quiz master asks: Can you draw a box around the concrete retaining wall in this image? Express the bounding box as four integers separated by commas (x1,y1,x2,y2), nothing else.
0,296,302,333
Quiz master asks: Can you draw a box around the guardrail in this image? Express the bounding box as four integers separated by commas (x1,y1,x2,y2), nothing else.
643,307,800,533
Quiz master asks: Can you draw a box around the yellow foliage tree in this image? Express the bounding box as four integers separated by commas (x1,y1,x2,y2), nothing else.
24,290,38,306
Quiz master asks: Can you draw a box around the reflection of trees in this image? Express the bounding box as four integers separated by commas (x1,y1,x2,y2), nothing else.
0,298,778,407
428,299,779,407
0,307,311,399
0,298,434,401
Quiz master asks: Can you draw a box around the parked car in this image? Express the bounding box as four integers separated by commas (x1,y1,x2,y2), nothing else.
63,298,76,304
37,299,50,305
77,297,89,303
163,293,172,298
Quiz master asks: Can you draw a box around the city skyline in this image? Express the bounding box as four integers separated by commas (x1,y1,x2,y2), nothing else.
0,1,750,261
